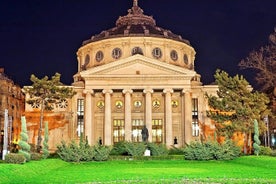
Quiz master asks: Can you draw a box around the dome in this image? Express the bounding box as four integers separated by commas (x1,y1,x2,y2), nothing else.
82,0,190,46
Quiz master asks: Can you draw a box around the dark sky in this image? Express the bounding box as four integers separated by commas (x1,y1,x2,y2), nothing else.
0,0,275,87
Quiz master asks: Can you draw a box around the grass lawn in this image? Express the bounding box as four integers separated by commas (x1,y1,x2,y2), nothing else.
0,156,275,183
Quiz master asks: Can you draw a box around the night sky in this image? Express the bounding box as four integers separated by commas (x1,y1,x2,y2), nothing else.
0,0,275,88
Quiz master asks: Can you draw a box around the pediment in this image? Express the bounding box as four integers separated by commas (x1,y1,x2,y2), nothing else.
81,55,196,78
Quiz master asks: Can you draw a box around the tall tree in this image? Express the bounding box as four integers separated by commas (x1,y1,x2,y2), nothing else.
239,27,276,146
206,70,270,153
23,73,75,153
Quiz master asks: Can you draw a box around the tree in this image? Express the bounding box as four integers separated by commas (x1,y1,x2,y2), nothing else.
239,27,276,96
253,119,261,156
206,70,270,153
239,27,276,147
23,73,75,153
42,122,49,159
18,116,31,161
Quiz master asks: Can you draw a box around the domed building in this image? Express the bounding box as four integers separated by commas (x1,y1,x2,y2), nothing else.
25,0,218,150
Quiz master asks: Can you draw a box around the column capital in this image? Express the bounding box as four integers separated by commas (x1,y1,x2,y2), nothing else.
163,88,174,94
122,89,133,94
102,89,113,94
143,88,153,94
182,89,191,94
83,89,94,95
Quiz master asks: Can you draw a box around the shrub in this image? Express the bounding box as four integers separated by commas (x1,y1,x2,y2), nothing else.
5,153,26,164
259,146,272,155
57,139,95,162
110,141,128,155
183,139,240,160
169,146,184,155
147,143,168,156
42,122,50,159
18,116,31,161
124,142,146,156
94,145,111,161
31,152,42,160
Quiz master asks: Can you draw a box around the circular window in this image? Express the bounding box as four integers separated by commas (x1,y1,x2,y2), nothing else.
132,47,143,55
184,54,189,65
58,99,68,108
112,48,122,59
95,51,104,62
31,100,40,109
170,50,178,61
152,47,162,59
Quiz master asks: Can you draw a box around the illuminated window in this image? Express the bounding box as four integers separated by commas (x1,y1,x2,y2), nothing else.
113,119,125,143
77,99,84,137
132,119,144,142
192,98,199,137
152,119,162,143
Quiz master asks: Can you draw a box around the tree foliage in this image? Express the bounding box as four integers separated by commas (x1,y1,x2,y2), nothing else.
206,70,270,138
23,73,76,153
239,27,276,95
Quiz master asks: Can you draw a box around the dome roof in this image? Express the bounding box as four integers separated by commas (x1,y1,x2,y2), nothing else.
82,0,190,46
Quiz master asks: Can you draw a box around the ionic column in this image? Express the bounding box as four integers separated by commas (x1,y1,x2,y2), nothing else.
183,90,192,144
83,89,94,145
163,88,173,146
123,89,133,141
103,89,113,145
143,88,153,142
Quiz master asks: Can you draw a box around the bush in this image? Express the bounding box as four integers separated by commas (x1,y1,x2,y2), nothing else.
94,145,111,161
31,152,42,160
110,141,129,155
183,139,240,160
5,153,26,164
147,143,168,156
169,146,184,155
124,142,146,156
57,140,95,162
259,146,272,156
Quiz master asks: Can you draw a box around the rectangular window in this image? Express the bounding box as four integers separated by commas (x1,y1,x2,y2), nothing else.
192,98,199,137
77,99,84,137
113,119,125,143
132,119,144,142
152,119,162,143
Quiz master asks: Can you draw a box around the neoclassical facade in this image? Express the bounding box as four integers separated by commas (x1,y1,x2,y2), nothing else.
25,1,218,150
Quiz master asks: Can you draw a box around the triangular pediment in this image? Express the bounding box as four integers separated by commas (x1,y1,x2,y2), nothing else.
80,55,196,78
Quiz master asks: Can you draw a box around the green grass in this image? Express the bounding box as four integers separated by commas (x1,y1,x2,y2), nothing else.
0,156,275,183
